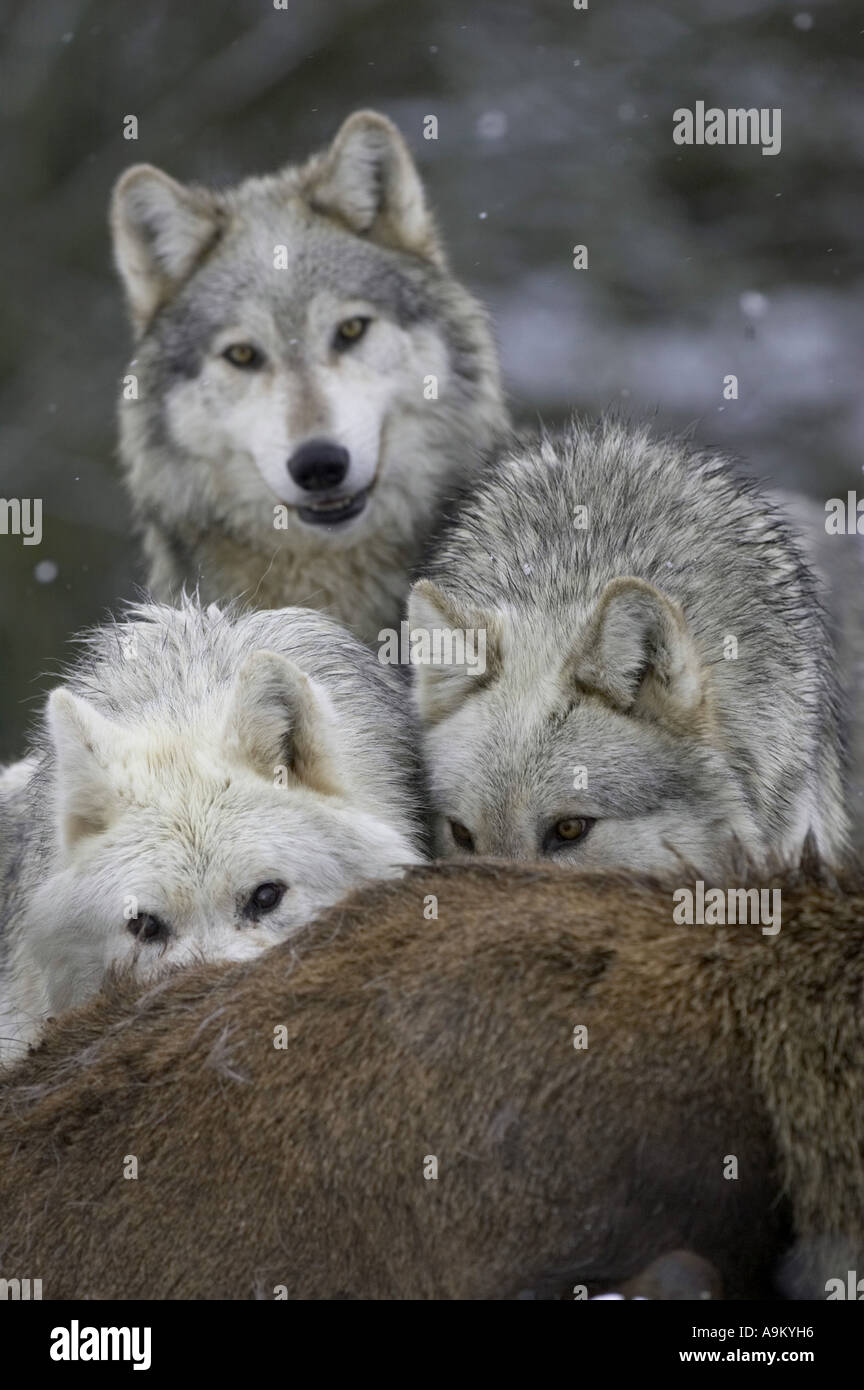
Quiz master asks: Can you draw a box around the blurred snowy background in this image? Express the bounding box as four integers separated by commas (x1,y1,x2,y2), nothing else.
0,0,862,755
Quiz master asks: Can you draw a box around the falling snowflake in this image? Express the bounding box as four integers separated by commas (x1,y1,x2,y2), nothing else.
739,291,768,319
476,111,508,140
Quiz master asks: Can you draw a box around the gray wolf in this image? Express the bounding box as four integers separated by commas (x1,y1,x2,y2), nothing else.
0,599,423,1066
111,110,507,644
408,417,850,871
2,859,860,1299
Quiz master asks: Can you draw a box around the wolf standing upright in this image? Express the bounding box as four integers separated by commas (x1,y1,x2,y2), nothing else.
111,111,506,643
409,418,850,872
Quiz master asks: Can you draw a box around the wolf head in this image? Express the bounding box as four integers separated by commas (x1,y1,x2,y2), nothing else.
111,110,503,557
20,648,419,1019
408,577,765,875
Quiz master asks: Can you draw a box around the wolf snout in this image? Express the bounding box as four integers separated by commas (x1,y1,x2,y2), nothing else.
288,439,350,492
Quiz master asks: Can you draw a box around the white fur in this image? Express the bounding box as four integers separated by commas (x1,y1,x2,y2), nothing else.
0,602,424,1066
164,297,451,511
0,757,38,799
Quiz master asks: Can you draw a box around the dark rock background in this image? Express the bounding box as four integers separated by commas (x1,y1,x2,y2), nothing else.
1,0,862,756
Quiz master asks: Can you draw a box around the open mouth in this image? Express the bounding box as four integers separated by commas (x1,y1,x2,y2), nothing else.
297,490,370,527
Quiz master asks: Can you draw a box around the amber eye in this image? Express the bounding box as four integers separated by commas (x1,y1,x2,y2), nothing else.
545,817,594,852
223,343,262,368
245,881,287,917
334,316,370,349
127,912,168,943
557,819,588,840
448,820,475,853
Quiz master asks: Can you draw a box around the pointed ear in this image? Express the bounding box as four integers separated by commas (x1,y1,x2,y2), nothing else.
47,689,122,850
407,579,502,726
304,110,442,263
222,651,343,796
110,164,221,334
571,578,707,725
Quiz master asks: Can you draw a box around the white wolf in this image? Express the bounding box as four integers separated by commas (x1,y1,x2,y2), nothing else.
111,110,507,644
0,600,424,1066
409,418,851,874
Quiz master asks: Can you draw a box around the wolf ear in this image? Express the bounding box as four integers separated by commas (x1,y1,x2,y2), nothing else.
305,110,443,263
407,579,502,726
110,165,221,334
571,578,706,725
223,651,343,796
47,690,122,851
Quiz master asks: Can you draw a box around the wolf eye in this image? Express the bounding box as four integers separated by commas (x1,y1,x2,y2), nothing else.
127,912,168,943
245,881,287,917
223,343,263,369
544,818,595,852
334,316,370,350
448,820,475,853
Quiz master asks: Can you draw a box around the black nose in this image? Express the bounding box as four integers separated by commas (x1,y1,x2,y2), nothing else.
287,439,350,491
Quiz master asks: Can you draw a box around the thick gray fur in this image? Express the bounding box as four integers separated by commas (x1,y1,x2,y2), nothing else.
112,111,507,643
410,417,850,873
